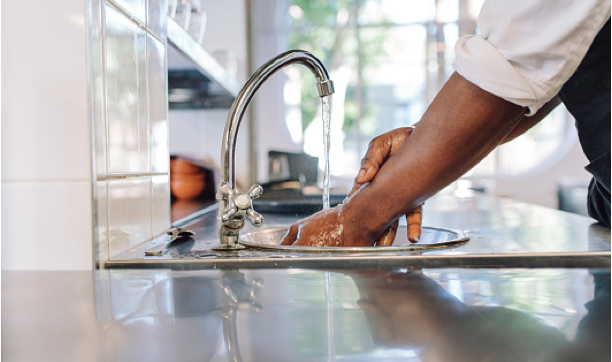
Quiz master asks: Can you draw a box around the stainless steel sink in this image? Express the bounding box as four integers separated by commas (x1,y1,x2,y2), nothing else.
105,195,611,270
238,226,469,252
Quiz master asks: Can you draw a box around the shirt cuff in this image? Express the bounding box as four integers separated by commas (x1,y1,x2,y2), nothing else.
453,35,543,115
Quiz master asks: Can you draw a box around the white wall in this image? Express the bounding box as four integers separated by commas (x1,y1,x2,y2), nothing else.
2,0,172,270
2,0,94,270
96,0,172,262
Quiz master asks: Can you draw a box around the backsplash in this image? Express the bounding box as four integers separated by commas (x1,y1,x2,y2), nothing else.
1,0,171,270
3,0,94,270
2,0,249,270
95,0,172,261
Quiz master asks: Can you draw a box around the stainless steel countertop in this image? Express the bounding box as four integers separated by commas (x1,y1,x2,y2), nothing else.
108,194,611,269
3,268,609,362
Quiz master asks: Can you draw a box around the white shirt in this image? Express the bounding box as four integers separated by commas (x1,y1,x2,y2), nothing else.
453,0,611,115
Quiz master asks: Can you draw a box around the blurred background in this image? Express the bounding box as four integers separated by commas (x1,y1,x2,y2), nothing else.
237,0,590,209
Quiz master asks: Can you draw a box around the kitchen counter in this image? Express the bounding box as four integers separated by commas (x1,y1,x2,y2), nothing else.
107,193,611,269
2,267,609,361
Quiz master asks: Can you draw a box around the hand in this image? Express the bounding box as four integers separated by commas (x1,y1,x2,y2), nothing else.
281,127,423,247
280,203,351,247
349,127,423,244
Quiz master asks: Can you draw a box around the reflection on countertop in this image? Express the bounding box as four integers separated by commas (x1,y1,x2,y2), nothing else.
2,268,610,362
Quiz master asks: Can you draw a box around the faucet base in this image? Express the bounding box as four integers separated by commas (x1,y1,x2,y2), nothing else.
212,243,246,251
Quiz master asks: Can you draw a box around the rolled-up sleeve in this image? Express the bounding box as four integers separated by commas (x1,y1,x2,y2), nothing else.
453,0,610,115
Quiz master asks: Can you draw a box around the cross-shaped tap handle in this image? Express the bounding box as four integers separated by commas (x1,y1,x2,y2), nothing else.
217,183,264,227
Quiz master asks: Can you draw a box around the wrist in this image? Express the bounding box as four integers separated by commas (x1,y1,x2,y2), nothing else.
341,190,394,246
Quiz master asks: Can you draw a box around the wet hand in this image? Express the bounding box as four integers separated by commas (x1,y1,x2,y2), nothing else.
280,203,352,247
350,127,423,244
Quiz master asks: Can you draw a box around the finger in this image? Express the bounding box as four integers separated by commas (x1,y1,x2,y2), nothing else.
354,139,389,185
348,181,364,198
354,127,414,185
376,220,398,247
280,224,299,245
406,204,423,243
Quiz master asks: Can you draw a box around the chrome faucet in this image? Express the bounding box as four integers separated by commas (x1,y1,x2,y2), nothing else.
216,50,335,250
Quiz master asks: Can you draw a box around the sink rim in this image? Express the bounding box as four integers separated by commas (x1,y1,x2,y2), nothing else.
238,226,470,252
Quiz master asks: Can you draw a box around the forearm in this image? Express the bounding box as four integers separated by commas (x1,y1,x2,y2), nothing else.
343,73,526,243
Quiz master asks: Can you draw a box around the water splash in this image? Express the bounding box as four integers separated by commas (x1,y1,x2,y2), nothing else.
321,96,332,210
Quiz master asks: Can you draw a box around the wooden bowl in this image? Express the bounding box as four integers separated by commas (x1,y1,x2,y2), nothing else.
171,172,206,200
171,158,204,174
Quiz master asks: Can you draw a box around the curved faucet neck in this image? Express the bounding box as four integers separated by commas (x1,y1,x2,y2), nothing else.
221,50,334,187
216,50,334,250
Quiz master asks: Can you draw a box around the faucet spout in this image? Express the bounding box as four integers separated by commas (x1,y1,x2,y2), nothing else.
216,50,335,250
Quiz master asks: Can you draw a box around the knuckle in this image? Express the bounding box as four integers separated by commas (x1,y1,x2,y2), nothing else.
367,137,382,150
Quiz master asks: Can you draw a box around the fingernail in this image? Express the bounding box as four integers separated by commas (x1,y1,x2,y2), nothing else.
356,168,366,180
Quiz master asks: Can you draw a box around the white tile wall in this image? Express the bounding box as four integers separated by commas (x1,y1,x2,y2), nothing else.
101,0,172,260
147,0,169,39
105,4,144,175
1,0,91,182
137,29,151,174
152,175,172,238
148,34,170,174
91,0,108,178
2,0,173,270
109,0,146,25
2,0,94,271
1,181,94,270
108,178,153,258
96,181,110,264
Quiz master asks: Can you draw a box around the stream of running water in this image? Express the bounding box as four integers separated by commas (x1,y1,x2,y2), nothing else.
321,96,332,210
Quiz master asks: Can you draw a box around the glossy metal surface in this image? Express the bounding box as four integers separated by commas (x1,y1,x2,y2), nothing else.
218,50,335,249
145,227,196,256
238,226,469,252
111,194,610,270
3,268,609,361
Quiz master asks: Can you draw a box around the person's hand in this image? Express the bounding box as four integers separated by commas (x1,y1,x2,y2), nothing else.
280,202,352,246
280,127,423,247
349,127,422,244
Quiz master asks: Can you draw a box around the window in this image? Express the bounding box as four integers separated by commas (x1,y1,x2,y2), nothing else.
254,0,577,188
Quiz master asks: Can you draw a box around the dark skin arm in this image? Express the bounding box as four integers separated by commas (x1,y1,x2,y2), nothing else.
501,96,561,144
349,127,423,245
282,73,556,247
343,94,558,246
343,72,526,245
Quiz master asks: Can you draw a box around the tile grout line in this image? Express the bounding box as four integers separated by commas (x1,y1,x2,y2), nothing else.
105,0,166,44
1,179,92,184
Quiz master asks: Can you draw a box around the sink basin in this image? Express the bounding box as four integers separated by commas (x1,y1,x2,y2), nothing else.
239,226,469,252
253,192,345,215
